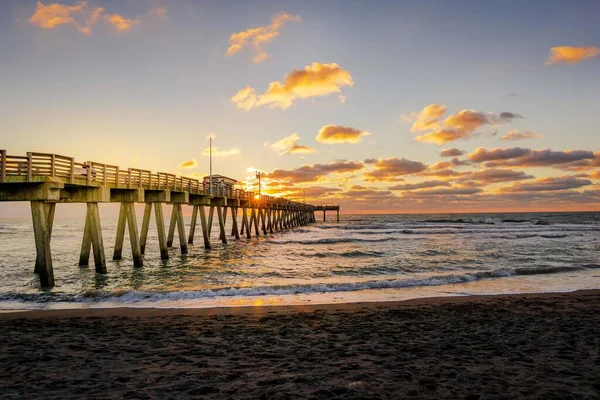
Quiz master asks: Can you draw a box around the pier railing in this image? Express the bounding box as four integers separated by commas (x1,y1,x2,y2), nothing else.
0,150,288,204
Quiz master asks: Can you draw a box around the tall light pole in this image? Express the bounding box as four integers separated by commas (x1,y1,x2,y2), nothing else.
255,170,261,197
209,136,213,194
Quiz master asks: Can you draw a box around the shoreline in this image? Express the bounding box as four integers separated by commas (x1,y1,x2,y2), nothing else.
1,288,598,319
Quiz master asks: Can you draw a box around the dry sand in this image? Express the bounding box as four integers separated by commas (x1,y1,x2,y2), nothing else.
1,291,599,399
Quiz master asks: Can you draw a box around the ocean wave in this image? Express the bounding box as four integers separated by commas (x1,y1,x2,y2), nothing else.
2,264,598,305
272,237,398,245
307,250,387,258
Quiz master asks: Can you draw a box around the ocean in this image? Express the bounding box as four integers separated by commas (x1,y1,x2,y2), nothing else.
0,211,599,310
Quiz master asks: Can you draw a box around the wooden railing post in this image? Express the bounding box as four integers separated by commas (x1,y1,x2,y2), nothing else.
127,169,132,189
0,150,6,183
50,154,56,177
102,164,107,186
69,157,75,183
86,162,92,186
138,169,142,188
26,152,32,182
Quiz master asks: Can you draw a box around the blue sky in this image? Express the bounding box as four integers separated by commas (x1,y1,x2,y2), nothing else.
0,0,599,213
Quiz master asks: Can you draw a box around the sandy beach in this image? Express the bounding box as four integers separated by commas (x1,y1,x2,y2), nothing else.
1,291,599,399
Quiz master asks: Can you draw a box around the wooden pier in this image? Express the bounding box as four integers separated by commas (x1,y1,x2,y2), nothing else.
0,150,339,288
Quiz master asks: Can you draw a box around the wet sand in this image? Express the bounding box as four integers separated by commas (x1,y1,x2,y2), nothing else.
1,291,599,399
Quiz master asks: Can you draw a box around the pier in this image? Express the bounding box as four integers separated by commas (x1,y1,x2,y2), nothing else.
0,150,338,288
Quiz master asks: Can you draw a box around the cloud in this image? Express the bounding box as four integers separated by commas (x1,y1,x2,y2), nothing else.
456,169,534,184
364,157,428,182
267,160,364,183
468,147,597,169
270,133,315,155
231,62,353,110
402,187,483,196
105,13,139,32
150,6,167,18
546,46,600,66
316,125,370,144
439,148,465,157
408,105,522,145
388,180,451,191
499,176,593,192
178,159,197,169
410,104,446,132
227,12,301,63
29,1,103,35
287,145,316,154
201,147,241,157
501,130,543,141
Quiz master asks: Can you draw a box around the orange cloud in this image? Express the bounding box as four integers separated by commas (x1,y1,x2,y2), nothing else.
363,157,428,182
468,147,598,170
29,1,103,35
546,46,600,65
501,130,543,141
498,176,593,192
227,12,301,63
410,104,446,132
316,125,370,144
409,105,521,145
439,148,465,157
231,62,353,110
267,160,364,184
105,13,139,32
178,159,198,169
269,133,315,155
388,180,451,191
201,147,241,157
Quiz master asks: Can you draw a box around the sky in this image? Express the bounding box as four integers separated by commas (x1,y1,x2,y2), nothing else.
1,0,599,214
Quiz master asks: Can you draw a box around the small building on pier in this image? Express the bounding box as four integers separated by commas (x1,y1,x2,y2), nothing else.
203,174,237,197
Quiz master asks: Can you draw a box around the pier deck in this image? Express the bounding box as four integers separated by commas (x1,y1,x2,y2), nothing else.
0,150,339,287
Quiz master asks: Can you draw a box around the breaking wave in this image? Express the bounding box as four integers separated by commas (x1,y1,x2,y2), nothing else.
1,264,598,306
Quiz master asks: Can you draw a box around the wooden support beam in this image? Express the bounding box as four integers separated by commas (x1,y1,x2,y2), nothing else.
242,208,250,239
154,203,169,259
87,203,106,273
188,205,198,244
260,208,267,234
140,203,152,254
175,203,188,254
125,202,143,268
79,205,92,266
220,206,228,241
216,205,227,244
31,201,55,288
198,205,211,249
252,207,260,236
113,202,126,260
267,209,273,234
79,203,107,273
231,207,240,240
337,209,340,222
113,202,143,267
167,204,177,247
208,206,214,237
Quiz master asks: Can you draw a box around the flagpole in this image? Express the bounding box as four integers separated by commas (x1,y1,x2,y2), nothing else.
209,137,212,194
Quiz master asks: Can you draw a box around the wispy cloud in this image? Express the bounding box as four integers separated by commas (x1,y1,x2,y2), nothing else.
178,159,198,169
231,62,353,110
316,125,370,144
546,46,600,66
105,13,139,32
227,12,301,63
29,1,103,35
469,147,599,170
201,147,241,157
269,133,315,155
501,129,543,141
